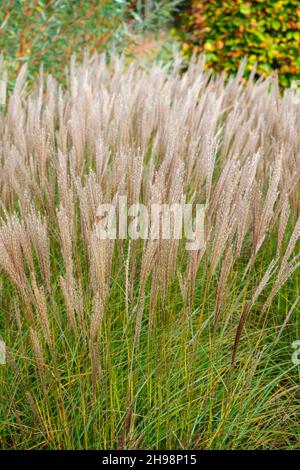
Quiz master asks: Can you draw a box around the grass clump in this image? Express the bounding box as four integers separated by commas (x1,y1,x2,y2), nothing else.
0,55,299,449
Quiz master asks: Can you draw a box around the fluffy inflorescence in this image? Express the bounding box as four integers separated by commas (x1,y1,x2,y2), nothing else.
0,55,299,373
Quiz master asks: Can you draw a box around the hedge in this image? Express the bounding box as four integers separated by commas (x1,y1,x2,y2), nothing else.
178,0,300,87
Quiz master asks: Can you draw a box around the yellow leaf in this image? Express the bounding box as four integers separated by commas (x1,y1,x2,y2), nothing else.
204,42,215,52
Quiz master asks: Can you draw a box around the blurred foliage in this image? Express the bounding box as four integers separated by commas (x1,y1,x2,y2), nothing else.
128,0,183,32
124,0,183,62
178,0,300,87
0,0,130,84
0,0,183,87
4,1,297,89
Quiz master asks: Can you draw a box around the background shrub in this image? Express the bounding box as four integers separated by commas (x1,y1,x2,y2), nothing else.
178,0,300,87
0,0,182,86
0,0,132,84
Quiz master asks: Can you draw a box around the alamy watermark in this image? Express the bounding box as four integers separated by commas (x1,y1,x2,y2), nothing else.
95,196,205,251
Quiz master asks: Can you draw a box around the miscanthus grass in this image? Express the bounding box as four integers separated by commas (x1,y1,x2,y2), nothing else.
0,55,299,449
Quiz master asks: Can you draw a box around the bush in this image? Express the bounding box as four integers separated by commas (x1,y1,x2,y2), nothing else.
0,0,182,87
0,0,131,84
178,0,300,86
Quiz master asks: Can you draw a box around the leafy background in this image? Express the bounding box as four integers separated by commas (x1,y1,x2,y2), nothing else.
178,0,300,87
1,1,299,87
0,0,181,86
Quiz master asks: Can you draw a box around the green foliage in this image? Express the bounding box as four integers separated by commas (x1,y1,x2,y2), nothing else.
0,0,183,86
128,0,183,32
178,0,300,87
0,0,131,83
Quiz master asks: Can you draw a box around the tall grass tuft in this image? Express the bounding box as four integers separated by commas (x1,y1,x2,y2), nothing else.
0,55,299,450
